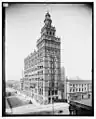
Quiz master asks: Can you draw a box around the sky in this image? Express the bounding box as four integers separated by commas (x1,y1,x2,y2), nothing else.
5,4,92,81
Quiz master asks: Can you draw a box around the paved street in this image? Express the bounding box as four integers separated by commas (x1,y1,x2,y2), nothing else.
6,88,69,115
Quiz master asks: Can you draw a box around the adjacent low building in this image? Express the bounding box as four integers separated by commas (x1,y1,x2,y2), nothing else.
66,78,92,101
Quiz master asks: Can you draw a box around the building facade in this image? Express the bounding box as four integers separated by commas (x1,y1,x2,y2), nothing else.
61,67,66,99
21,12,61,104
66,79,92,101
57,67,66,100
61,67,65,81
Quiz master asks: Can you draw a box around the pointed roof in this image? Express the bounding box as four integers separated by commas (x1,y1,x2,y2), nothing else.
45,11,51,17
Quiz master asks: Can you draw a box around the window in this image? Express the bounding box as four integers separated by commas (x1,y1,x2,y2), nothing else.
48,97,51,103
51,70,54,74
79,88,80,91
52,82,54,87
29,79,31,81
52,63,54,68
52,91,54,95
88,94,90,98
48,91,50,96
50,31,51,35
42,89,43,95
73,84,75,87
53,32,54,36
70,89,72,92
55,90,57,95
70,84,72,86
39,88,42,95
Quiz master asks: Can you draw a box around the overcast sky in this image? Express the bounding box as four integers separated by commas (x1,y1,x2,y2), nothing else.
5,4,92,81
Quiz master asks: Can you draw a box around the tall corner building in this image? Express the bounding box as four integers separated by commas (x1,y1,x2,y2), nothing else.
22,12,61,104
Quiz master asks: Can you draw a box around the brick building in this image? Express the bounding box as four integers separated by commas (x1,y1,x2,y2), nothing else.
21,12,61,104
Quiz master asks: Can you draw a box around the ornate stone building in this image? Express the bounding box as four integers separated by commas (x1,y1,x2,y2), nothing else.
21,12,61,104
66,79,92,101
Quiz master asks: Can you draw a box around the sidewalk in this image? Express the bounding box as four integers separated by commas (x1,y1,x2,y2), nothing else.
30,98,40,106
19,92,40,106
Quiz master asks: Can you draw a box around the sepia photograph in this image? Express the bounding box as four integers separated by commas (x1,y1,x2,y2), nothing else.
2,2,93,116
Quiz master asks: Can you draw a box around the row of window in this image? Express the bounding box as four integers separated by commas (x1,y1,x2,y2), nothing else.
45,45,60,51
48,47,60,52
24,55,60,70
46,31,55,36
24,59,43,69
48,90,58,96
24,66,60,75
70,83,91,87
25,55,60,64
30,83,36,88
24,55,44,67
70,87,88,92
25,52,59,65
24,64,43,73
45,40,60,47
24,45,60,65
38,88,43,95
25,51,44,62
38,70,43,75
29,78,43,81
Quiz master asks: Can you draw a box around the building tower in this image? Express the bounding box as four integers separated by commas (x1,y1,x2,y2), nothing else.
36,12,61,104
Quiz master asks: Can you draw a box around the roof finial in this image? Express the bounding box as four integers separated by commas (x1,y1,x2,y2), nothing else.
46,9,49,14
45,10,51,18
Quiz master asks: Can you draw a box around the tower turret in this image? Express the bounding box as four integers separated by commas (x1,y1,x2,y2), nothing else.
44,12,52,26
37,12,60,50
39,12,56,39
